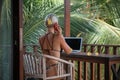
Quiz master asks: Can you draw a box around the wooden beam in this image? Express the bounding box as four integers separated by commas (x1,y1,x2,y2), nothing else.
19,0,24,80
64,0,70,37
12,0,19,79
12,0,23,80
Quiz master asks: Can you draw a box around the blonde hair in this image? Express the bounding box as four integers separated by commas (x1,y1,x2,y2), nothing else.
45,13,58,27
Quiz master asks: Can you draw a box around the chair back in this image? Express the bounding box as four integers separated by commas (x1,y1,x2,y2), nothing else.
23,52,74,80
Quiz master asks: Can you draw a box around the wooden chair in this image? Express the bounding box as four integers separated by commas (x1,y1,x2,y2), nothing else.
23,52,74,80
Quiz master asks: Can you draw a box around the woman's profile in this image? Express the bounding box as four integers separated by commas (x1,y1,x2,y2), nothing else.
39,13,72,80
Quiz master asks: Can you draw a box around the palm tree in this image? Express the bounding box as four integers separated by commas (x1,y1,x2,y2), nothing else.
70,0,120,44
23,0,120,45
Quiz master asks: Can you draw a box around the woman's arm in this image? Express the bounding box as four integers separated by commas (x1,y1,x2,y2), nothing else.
60,35,72,54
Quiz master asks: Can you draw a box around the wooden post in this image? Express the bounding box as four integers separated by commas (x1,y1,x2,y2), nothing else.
19,0,23,80
12,0,19,79
64,0,70,37
12,0,23,80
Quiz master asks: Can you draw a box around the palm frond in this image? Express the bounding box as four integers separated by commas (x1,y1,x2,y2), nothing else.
23,0,64,44
80,19,120,44
23,0,120,45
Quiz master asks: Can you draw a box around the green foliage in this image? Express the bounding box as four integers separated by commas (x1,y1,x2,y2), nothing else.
70,0,120,45
23,0,120,45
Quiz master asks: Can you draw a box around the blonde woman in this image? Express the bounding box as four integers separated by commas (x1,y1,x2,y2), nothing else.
39,13,72,80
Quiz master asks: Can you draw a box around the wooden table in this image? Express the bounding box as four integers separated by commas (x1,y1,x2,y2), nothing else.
61,52,120,80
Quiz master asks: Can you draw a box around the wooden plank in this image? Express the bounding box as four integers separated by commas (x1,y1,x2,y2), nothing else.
19,0,24,79
113,46,117,80
97,46,101,80
90,46,95,80
97,64,101,80
113,46,117,55
33,45,38,53
84,62,88,80
83,45,88,80
105,62,111,80
105,46,109,54
90,63,95,80
78,61,82,80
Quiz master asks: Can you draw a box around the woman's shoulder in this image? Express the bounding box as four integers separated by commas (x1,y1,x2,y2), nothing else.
55,33,64,39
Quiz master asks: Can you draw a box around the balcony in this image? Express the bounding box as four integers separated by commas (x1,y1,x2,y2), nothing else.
24,44,120,80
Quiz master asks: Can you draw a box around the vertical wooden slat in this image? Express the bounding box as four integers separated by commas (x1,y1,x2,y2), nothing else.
23,46,26,54
72,61,75,80
112,46,117,80
90,64,95,80
84,45,88,80
25,54,29,73
84,62,88,80
97,64,101,80
91,46,95,52
105,62,111,80
19,0,23,80
23,54,27,73
90,46,95,80
97,46,101,54
28,54,33,74
83,45,87,52
33,45,38,53
34,56,39,74
78,61,82,80
97,46,101,80
105,46,109,54
113,46,117,55
31,55,35,74
64,0,70,37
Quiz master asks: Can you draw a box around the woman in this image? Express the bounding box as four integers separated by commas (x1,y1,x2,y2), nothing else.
39,13,72,80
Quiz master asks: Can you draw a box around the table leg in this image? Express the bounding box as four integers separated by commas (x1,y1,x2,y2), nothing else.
105,62,111,80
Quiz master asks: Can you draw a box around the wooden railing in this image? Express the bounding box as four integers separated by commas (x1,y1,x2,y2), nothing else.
24,44,120,80
78,44,120,80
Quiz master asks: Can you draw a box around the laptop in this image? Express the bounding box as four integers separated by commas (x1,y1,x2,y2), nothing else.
64,37,82,53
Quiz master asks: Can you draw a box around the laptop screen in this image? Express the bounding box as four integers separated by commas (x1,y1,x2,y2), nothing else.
65,37,82,51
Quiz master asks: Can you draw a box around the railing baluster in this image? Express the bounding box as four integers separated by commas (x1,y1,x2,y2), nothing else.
113,46,117,55
83,45,88,80
33,45,38,53
97,46,102,80
90,46,95,80
105,46,109,54
91,46,95,53
97,46,101,54
23,46,26,54
84,62,88,80
78,61,82,80
113,46,117,80
83,44,87,52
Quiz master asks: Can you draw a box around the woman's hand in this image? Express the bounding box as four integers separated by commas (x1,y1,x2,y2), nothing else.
57,26,62,34
54,23,62,35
